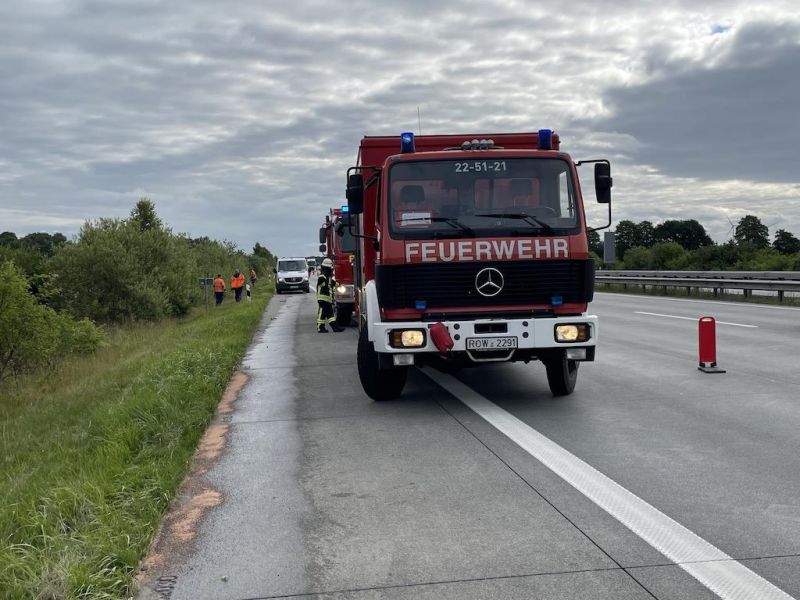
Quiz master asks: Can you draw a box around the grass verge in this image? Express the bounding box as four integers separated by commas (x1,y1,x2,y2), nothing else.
0,289,271,599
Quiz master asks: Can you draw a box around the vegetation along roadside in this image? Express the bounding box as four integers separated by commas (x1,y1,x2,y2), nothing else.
1,199,275,598
0,289,270,599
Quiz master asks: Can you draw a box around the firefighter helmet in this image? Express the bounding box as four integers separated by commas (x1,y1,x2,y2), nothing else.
321,258,333,268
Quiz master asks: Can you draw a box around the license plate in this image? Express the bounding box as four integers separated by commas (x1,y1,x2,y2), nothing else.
465,336,518,350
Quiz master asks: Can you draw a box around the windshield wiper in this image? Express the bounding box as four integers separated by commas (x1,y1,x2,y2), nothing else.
473,212,554,235
401,216,475,236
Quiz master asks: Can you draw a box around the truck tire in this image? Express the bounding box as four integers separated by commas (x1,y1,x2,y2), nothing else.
357,327,407,401
336,304,353,327
545,354,578,397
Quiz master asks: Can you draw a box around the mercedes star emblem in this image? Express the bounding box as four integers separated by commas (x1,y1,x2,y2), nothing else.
475,267,504,297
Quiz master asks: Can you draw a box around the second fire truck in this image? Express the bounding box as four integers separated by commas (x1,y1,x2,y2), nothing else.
319,207,358,326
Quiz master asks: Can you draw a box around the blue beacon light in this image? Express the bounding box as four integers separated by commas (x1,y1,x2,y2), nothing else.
340,204,349,212
538,128,553,150
400,131,415,153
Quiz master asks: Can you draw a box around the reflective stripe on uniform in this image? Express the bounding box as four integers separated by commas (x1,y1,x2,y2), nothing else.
317,304,336,326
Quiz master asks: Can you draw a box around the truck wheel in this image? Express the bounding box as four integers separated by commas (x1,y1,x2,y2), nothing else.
336,305,353,327
357,327,407,401
545,354,578,397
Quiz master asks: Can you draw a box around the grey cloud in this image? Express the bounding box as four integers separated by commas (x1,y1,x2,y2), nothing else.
2,0,799,255
597,21,800,183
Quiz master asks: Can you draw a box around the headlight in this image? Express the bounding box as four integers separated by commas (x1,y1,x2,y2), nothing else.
555,324,590,343
390,329,426,348
303,275,308,281
278,277,285,282
336,284,347,294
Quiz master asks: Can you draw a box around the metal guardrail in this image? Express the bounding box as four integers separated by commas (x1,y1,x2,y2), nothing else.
595,270,800,301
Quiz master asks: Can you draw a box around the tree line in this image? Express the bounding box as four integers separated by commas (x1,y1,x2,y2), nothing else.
589,215,800,271
0,199,276,380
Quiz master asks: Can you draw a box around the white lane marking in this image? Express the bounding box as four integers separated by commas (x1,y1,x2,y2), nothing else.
635,311,758,328
596,291,800,312
420,367,795,600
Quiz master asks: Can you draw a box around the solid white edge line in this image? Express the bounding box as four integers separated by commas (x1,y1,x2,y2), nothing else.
420,367,795,600
634,311,758,328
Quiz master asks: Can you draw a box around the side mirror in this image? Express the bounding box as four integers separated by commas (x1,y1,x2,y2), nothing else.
595,162,612,204
318,227,326,244
272,267,277,274
346,173,364,214
318,244,326,253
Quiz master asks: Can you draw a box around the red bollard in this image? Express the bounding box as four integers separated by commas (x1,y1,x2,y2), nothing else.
698,316,726,373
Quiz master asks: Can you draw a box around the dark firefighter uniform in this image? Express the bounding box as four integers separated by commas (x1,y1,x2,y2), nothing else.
316,270,343,332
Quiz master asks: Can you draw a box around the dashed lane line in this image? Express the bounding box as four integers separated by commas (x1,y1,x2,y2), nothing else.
634,311,758,328
420,367,794,600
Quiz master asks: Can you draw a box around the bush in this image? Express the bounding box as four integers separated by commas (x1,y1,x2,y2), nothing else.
621,246,652,269
0,262,103,380
49,203,260,323
50,219,198,322
651,242,689,270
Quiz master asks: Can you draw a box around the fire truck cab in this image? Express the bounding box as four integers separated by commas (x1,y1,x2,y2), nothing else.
346,130,611,401
319,207,358,326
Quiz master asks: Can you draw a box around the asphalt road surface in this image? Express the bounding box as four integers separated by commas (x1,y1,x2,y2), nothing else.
139,290,800,600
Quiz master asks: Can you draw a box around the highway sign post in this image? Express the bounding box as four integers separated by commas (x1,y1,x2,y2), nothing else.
199,274,213,313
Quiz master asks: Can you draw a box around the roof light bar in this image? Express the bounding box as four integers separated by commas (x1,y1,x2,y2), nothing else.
460,138,496,150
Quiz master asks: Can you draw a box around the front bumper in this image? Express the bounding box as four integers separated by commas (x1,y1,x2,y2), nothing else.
277,280,309,291
368,315,597,358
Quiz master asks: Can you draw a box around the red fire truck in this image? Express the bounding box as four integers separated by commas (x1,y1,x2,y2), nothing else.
319,207,357,326
345,130,612,401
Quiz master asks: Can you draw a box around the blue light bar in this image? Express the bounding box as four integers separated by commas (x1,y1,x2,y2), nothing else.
551,295,563,306
538,128,553,150
341,204,349,212
415,299,427,311
401,131,415,153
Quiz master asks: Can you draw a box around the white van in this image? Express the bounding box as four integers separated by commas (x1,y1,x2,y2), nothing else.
274,257,310,294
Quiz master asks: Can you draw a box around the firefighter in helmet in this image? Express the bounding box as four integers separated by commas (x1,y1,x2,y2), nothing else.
317,258,344,333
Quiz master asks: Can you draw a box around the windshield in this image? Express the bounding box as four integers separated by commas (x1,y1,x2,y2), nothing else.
337,225,355,253
278,260,306,271
388,158,579,239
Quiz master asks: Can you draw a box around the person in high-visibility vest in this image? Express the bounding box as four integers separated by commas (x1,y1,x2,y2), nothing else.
230,269,246,302
213,274,226,305
317,258,343,333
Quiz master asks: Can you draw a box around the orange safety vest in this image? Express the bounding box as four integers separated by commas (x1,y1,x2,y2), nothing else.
213,277,225,292
230,274,245,289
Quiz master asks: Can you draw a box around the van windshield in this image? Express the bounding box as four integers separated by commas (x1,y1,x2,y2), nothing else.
388,158,580,239
278,260,306,271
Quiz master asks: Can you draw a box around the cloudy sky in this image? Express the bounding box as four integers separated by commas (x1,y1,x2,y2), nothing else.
1,0,799,257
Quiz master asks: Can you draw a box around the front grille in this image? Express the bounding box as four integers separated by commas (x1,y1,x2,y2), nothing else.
375,260,594,310
285,277,303,283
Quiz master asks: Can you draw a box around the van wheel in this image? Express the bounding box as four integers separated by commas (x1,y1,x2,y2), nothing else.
545,354,578,396
357,327,407,401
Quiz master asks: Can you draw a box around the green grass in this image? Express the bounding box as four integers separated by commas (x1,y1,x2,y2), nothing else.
596,282,800,307
0,290,271,599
